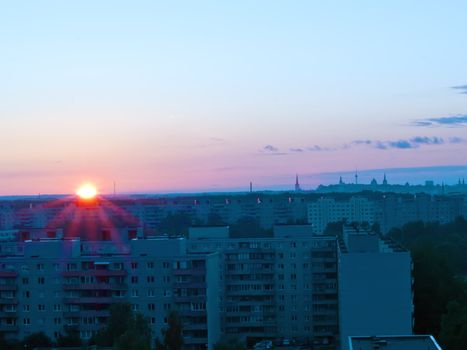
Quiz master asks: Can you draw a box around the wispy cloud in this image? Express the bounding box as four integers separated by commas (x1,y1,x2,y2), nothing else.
412,115,467,127
351,136,460,150
452,85,467,94
259,145,287,155
259,136,464,156
263,145,279,152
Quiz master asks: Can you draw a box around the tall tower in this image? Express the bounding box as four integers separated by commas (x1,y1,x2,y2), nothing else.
355,170,358,185
383,174,388,185
295,174,301,191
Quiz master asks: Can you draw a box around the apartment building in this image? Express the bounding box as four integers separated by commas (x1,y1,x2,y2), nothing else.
338,226,413,350
0,236,220,350
308,197,376,234
187,225,339,348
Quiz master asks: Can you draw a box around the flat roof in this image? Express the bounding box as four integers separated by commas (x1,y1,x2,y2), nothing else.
349,335,442,350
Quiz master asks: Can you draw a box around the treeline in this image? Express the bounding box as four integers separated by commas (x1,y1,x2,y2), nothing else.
0,303,183,350
388,217,467,350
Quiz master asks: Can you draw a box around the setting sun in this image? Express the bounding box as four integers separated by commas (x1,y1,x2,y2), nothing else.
76,183,98,199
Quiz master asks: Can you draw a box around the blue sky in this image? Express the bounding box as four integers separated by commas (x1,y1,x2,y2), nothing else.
1,1,467,194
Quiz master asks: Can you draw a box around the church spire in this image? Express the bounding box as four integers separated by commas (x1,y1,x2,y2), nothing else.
295,174,301,191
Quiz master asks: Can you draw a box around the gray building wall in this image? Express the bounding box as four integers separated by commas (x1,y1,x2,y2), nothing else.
338,231,413,350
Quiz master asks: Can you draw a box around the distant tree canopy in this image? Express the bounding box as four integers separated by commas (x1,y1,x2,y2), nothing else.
206,212,226,226
56,325,81,347
156,310,184,350
158,211,193,236
214,337,247,350
230,216,272,238
93,302,151,350
23,331,53,349
389,218,467,350
389,217,467,274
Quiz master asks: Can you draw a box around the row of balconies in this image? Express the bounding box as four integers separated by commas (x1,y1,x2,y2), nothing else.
62,270,127,277
63,283,127,290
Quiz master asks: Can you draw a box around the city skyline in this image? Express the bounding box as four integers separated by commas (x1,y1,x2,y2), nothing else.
2,1,467,195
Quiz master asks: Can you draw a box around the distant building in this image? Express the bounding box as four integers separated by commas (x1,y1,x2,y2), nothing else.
338,226,413,350
308,197,375,234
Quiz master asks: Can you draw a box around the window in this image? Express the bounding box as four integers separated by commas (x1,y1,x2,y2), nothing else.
151,317,156,324
36,263,44,271
38,304,45,311
23,305,30,312
131,262,138,269
38,277,45,284
54,317,61,325
102,230,111,241
132,304,139,312
128,230,137,239
23,318,30,325
54,304,61,312
147,276,155,283
147,304,155,311
147,289,155,297
131,276,138,284
147,262,154,269
131,289,139,297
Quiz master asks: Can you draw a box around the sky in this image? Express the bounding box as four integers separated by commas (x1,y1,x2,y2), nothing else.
1,1,467,195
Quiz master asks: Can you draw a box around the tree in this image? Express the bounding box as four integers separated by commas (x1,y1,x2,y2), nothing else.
156,310,184,350
94,302,133,346
230,216,272,238
439,300,467,350
23,332,52,349
56,325,82,347
207,212,226,226
94,302,149,348
411,245,464,336
158,212,193,236
116,313,152,350
214,337,247,350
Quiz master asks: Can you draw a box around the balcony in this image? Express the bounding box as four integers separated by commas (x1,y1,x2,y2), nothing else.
172,269,205,276
64,310,110,318
62,270,127,277
173,295,206,303
64,297,116,304
0,285,17,291
0,271,17,277
63,283,127,290
0,324,18,332
79,324,105,331
0,298,18,305
179,310,206,317
173,282,205,289
183,323,207,331
183,336,208,345
0,310,17,317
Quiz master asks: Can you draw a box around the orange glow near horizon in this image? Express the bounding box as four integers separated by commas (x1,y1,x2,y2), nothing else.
76,183,98,199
